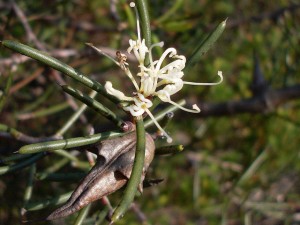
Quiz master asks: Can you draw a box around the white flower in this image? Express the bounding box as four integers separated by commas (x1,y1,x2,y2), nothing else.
102,2,223,143
127,39,148,64
104,81,133,102
123,93,152,117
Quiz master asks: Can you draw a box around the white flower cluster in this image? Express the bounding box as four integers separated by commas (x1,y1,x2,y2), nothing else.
103,2,223,143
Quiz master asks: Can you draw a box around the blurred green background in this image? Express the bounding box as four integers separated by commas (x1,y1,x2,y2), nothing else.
0,0,300,224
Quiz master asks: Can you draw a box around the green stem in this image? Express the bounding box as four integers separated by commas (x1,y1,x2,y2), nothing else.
25,191,73,211
94,206,110,225
17,102,69,120
56,90,97,137
54,150,79,162
111,117,145,222
0,154,31,164
74,204,92,225
0,153,43,175
136,0,151,56
21,85,55,113
136,0,151,47
156,0,183,23
0,71,13,113
0,123,48,143
40,158,70,179
237,148,269,186
1,40,120,103
23,164,36,206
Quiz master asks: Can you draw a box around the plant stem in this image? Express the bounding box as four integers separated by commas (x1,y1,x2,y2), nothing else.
0,153,43,175
62,85,124,128
18,131,124,154
111,116,145,222
74,204,92,225
136,0,151,48
136,0,151,65
25,191,73,211
56,90,97,137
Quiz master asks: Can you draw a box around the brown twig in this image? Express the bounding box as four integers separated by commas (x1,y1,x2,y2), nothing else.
10,0,89,124
194,84,300,117
9,68,44,94
130,203,149,224
0,130,58,144
11,0,45,50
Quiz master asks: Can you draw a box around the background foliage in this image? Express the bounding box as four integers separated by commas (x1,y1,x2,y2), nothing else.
0,0,300,224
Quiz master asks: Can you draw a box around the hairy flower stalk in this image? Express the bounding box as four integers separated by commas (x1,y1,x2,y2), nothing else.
100,2,223,143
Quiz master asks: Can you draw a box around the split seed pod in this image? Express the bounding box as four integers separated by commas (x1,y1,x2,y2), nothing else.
46,132,155,220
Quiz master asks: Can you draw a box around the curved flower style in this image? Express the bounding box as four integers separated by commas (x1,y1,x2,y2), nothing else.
102,2,223,143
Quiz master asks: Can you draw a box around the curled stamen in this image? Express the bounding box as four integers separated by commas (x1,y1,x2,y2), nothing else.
183,71,223,86
154,48,177,72
157,91,201,113
148,42,164,69
105,82,133,101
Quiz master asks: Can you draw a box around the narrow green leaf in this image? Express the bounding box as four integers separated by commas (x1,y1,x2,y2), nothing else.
18,131,124,154
0,153,43,175
155,144,184,155
1,40,120,103
23,164,36,206
156,0,183,24
56,90,97,137
136,0,151,48
0,154,31,164
25,191,73,211
186,19,227,68
17,102,69,120
62,85,124,128
136,0,151,65
0,71,13,112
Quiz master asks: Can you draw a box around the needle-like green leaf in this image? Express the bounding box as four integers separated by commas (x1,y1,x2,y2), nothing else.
186,19,227,69
1,40,120,103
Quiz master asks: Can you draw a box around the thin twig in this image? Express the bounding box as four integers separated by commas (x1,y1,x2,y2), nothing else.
9,68,44,94
0,123,58,143
11,0,45,50
9,2,89,123
195,84,300,117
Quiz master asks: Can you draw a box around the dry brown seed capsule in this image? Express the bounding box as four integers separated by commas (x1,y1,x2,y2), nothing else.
46,132,155,220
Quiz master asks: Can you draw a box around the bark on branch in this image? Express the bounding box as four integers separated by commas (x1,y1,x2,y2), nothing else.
195,84,300,117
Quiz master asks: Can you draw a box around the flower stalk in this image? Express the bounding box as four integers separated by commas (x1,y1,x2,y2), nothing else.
111,116,146,222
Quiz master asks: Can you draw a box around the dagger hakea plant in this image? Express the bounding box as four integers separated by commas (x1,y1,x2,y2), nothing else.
91,2,223,143
0,1,225,222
